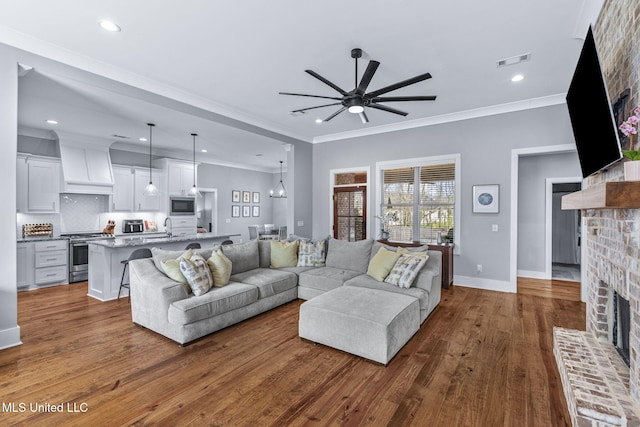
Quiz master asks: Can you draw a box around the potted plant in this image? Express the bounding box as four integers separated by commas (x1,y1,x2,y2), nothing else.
619,106,640,181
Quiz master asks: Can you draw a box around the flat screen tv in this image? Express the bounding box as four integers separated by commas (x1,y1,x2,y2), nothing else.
566,26,623,178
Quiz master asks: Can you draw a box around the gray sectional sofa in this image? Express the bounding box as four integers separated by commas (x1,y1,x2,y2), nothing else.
129,238,442,346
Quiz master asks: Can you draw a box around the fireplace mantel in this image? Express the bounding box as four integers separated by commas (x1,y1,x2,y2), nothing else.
561,181,640,210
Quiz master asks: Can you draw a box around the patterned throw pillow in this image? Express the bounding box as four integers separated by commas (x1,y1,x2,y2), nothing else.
270,240,299,268
179,254,213,296
207,249,232,287
367,246,402,281
384,253,428,289
160,249,194,291
297,239,327,267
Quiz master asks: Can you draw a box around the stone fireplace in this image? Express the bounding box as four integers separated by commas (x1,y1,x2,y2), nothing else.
554,165,640,425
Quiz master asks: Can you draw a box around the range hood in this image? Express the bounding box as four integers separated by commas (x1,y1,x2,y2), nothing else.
56,131,114,194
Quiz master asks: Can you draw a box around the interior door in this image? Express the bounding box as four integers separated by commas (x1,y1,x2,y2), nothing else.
333,186,366,241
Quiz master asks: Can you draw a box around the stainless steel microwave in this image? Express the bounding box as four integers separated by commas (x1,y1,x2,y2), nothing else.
170,196,196,216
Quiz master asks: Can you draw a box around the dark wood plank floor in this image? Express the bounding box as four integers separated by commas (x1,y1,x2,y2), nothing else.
0,280,585,426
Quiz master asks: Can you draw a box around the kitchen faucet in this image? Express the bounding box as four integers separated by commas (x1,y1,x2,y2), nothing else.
164,217,172,237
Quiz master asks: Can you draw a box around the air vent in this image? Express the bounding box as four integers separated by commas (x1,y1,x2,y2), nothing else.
496,53,531,68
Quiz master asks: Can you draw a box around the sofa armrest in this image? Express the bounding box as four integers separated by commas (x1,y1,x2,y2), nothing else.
129,258,189,325
412,250,442,294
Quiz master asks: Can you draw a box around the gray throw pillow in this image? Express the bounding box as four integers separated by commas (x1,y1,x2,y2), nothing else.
325,238,374,273
221,240,259,274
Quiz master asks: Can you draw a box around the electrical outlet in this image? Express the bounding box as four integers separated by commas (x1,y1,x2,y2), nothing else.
492,224,498,232
225,218,231,223
476,264,483,273
297,221,304,227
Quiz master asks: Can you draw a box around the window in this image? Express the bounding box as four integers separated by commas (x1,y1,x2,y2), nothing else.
379,156,459,246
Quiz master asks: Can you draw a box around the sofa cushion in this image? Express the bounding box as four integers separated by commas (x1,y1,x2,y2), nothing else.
298,267,362,293
277,265,317,276
179,254,213,296
344,274,429,314
297,239,327,267
270,240,299,268
385,254,428,289
167,282,259,325
159,249,193,289
369,241,429,261
221,240,259,274
325,238,373,273
258,240,271,268
206,249,232,287
151,247,212,271
367,246,402,281
230,268,297,299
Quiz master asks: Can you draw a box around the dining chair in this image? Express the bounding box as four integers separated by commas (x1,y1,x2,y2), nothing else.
278,226,287,241
248,225,259,240
264,224,275,234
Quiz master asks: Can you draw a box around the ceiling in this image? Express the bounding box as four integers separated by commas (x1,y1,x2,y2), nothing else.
1,0,601,170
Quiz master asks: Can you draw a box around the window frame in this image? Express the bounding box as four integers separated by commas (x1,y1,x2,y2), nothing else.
375,154,461,254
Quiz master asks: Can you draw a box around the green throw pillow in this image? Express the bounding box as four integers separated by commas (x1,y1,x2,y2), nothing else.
160,249,193,291
270,240,299,268
367,246,402,281
207,249,232,287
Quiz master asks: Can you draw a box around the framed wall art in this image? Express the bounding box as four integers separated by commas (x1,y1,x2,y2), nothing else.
232,190,240,203
252,206,260,217
242,191,251,203
252,192,260,203
242,205,250,217
231,205,240,217
472,184,499,213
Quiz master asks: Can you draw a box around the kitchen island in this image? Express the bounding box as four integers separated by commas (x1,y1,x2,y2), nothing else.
87,233,240,301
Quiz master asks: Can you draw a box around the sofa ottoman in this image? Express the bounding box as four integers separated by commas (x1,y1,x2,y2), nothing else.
298,286,420,365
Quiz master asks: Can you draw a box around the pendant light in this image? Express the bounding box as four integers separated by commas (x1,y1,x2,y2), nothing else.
270,160,287,198
143,123,159,196
188,133,201,197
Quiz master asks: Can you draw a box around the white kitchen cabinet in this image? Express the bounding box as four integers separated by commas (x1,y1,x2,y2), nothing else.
112,166,134,212
155,159,196,196
169,216,197,236
17,239,67,289
16,155,28,213
27,157,61,213
16,242,34,289
134,167,162,212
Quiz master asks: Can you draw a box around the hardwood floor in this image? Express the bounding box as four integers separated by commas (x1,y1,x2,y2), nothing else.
1,281,585,426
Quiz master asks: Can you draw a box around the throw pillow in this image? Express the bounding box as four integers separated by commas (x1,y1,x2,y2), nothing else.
384,253,428,289
220,240,259,274
207,249,232,287
397,247,430,260
325,238,374,273
179,254,213,296
270,240,299,268
297,239,327,267
367,247,402,281
160,249,194,290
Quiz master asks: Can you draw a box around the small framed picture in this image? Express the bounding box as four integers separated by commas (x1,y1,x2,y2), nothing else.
472,184,500,213
232,190,240,203
252,192,260,203
231,205,240,218
252,206,260,217
242,205,250,217
242,191,251,203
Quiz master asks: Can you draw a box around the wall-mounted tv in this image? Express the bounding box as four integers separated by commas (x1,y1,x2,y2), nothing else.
566,26,623,178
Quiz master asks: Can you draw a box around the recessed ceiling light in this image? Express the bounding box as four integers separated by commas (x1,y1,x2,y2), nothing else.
46,119,58,125
315,118,323,124
139,137,147,142
99,20,121,32
511,74,525,82
201,149,207,153
256,154,264,157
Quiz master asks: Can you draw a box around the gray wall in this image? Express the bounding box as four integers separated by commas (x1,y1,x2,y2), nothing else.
312,104,576,285
517,152,581,274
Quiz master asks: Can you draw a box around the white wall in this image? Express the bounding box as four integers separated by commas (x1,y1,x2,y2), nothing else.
312,104,576,292
517,152,581,276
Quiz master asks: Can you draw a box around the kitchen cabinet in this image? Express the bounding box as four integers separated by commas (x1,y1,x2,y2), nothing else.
16,155,28,213
111,166,134,211
57,135,114,194
16,242,34,289
170,216,197,236
134,167,162,211
155,159,196,196
27,157,61,213
17,239,68,289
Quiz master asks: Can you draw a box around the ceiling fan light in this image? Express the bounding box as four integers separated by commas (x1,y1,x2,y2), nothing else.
348,105,364,114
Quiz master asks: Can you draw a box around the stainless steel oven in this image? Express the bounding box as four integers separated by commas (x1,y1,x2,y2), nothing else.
62,233,114,283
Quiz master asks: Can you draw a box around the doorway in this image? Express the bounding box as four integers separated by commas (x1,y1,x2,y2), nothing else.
549,181,582,282
333,186,366,241
197,189,217,234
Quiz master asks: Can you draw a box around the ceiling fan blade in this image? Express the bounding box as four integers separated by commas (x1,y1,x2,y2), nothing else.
279,92,343,101
368,103,408,116
305,70,348,95
324,107,347,122
292,102,342,113
366,72,432,98
356,60,380,95
371,95,437,102
359,111,369,124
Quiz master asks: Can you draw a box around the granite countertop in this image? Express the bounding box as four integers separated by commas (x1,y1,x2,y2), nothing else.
17,236,69,243
88,233,240,248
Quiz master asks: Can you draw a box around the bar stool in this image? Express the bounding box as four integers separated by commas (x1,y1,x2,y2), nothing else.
118,248,153,299
185,242,201,250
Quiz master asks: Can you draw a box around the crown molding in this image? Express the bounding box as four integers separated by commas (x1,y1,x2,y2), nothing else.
312,94,568,144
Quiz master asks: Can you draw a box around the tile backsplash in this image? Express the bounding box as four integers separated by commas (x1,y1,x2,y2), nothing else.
59,194,109,232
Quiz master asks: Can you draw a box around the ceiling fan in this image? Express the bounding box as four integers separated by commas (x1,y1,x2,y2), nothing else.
279,48,436,124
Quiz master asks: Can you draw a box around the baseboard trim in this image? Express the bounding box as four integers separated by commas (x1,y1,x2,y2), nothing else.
454,275,515,293
0,325,22,350
517,269,550,280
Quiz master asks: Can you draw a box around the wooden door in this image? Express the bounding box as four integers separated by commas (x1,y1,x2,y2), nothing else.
333,186,366,241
